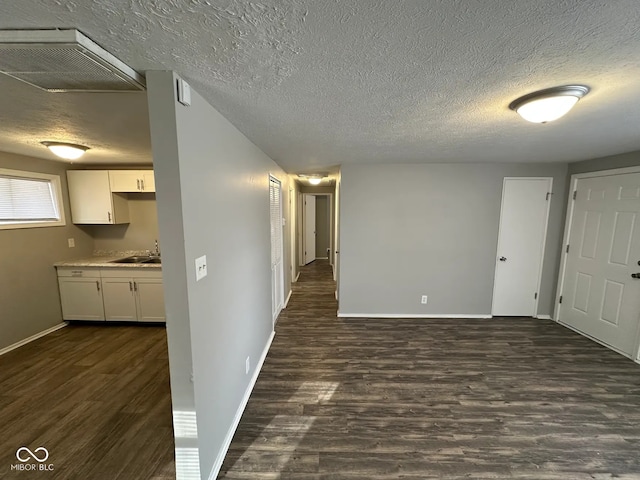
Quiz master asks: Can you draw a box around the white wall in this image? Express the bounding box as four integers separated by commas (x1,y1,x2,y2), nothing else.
146,71,291,479
338,162,568,317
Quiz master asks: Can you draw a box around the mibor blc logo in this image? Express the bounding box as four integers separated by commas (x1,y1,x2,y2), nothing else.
11,447,54,472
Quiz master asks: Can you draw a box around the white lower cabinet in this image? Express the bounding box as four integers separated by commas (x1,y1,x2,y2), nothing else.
58,270,105,321
100,269,165,322
57,267,165,322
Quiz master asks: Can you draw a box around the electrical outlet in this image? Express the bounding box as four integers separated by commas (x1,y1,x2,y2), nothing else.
421,295,428,304
195,255,207,281
245,356,250,375
67,238,75,248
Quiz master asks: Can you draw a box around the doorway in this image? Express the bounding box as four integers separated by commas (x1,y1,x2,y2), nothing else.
302,193,333,266
556,168,640,359
492,177,553,316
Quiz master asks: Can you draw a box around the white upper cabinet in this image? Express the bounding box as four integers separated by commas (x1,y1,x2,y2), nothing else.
109,170,156,193
67,170,130,224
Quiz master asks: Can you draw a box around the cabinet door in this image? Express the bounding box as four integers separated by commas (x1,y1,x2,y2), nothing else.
109,171,142,192
135,278,165,322
67,170,113,224
141,171,156,192
102,278,138,321
58,278,105,320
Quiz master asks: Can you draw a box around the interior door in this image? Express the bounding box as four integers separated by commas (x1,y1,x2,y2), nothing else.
270,176,284,323
559,172,640,356
304,194,316,265
492,178,552,316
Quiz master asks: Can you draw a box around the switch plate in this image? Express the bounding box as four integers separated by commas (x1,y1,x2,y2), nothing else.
195,255,207,281
67,238,75,248
421,295,428,304
177,78,191,106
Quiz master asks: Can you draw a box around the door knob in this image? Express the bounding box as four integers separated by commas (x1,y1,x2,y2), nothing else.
499,256,507,262
632,273,640,279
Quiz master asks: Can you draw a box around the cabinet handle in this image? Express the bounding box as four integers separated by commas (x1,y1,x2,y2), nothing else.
140,179,145,190
137,179,141,190
107,211,112,222
134,281,138,292
129,281,133,291
96,281,100,292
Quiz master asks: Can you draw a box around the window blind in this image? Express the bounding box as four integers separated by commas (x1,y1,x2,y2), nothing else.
0,174,59,222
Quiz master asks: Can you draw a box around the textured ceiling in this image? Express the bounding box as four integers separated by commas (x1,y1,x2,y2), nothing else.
1,0,640,170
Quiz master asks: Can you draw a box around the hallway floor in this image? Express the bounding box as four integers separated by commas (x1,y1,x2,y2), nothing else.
219,259,640,479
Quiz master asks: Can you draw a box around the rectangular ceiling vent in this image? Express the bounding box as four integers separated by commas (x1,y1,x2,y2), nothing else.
0,29,145,92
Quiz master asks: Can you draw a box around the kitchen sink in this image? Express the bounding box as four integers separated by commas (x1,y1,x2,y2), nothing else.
111,255,161,264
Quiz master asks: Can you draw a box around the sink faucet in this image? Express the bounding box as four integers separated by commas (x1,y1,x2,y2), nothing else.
154,239,160,257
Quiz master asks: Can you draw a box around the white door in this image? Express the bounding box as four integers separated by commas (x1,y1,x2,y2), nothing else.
304,194,316,265
270,176,284,323
492,178,552,316
558,171,640,356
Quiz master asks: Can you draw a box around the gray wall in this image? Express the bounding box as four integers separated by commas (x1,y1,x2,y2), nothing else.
147,71,292,479
0,152,94,351
568,150,640,175
315,195,331,258
89,193,159,252
339,162,568,317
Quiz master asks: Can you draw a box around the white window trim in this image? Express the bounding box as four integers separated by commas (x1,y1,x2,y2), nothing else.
0,168,67,230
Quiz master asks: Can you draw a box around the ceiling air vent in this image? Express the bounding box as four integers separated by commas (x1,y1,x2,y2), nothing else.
0,29,145,92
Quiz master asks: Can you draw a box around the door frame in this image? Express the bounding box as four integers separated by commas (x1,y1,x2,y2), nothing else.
491,177,553,317
269,174,285,326
554,166,640,363
312,193,334,264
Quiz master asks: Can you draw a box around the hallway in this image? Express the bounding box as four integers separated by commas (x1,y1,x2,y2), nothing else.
218,260,640,479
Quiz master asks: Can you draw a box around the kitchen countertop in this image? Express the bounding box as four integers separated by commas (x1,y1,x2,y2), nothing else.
54,255,162,269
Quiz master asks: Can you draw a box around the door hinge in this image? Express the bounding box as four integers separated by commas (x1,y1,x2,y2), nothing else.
573,191,577,200
566,244,570,253
546,192,552,200
534,292,538,299
559,295,563,304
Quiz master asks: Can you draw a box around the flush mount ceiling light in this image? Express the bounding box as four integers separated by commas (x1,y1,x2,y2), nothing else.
41,141,89,160
509,85,590,123
298,174,326,185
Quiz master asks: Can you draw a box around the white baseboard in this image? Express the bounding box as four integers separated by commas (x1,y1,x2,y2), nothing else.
0,322,67,356
316,256,328,260
337,313,492,319
285,289,293,308
535,314,553,320
208,330,275,480
294,272,300,282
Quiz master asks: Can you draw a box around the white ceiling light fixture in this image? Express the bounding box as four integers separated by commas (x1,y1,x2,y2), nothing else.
509,85,590,123
298,174,326,185
41,141,89,160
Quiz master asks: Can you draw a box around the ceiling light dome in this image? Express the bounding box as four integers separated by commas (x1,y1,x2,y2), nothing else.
509,85,589,123
41,141,89,160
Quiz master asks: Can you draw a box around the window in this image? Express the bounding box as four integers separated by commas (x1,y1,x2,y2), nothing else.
0,168,66,230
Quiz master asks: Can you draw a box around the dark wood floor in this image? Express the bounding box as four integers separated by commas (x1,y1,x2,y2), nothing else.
0,323,175,480
219,259,640,479
2,261,640,479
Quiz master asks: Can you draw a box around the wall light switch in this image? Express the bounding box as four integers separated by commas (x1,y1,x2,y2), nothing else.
195,255,207,281
177,78,191,106
67,238,75,248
